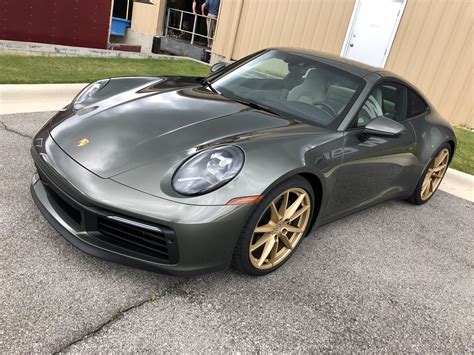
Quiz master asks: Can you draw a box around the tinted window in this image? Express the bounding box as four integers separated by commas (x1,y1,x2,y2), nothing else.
354,82,406,127
407,89,428,117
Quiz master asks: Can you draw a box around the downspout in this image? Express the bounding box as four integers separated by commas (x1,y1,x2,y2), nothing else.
156,0,168,36
225,0,244,62
107,0,115,49
126,0,130,20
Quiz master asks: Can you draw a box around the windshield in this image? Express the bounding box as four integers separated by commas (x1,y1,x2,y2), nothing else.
212,50,364,127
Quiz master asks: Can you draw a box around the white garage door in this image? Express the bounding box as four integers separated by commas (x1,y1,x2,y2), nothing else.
341,0,407,68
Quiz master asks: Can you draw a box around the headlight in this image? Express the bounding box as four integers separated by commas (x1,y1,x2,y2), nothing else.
172,146,244,196
74,79,110,106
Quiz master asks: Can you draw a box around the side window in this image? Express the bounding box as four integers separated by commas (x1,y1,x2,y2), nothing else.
354,82,406,127
407,89,428,117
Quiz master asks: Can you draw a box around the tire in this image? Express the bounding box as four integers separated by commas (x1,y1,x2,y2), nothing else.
409,143,451,205
232,176,315,276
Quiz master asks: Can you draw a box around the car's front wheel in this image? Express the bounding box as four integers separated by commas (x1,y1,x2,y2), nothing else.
233,176,314,276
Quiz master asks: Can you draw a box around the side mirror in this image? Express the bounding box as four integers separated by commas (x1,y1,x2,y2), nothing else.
210,61,228,74
363,116,406,137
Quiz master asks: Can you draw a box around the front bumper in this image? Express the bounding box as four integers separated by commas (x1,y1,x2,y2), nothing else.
30,132,252,276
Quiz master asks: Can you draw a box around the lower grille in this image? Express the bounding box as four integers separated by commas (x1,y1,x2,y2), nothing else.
97,217,171,261
38,169,82,227
35,164,178,264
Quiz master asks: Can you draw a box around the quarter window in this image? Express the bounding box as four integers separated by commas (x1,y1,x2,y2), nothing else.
407,89,428,117
354,82,406,127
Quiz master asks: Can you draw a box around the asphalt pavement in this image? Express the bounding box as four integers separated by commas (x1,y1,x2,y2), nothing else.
1,112,473,352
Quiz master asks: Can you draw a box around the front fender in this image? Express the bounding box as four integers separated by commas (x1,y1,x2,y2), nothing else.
113,130,344,206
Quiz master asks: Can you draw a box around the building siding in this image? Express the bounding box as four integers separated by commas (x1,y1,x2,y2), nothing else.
386,0,473,128
213,0,355,60
212,0,473,127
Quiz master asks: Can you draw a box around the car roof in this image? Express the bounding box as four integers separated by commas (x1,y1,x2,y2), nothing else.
272,47,402,79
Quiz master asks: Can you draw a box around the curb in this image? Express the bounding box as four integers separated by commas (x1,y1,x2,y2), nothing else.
0,83,87,115
0,39,210,66
440,168,474,202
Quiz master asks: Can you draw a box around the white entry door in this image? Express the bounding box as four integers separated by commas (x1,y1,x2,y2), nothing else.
341,0,406,68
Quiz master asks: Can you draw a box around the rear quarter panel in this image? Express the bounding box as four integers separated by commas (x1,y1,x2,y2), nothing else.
409,108,456,175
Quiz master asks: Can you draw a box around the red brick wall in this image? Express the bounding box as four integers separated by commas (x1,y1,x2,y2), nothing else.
1,0,113,49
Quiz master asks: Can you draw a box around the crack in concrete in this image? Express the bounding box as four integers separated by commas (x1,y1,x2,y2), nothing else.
54,279,188,354
0,121,33,139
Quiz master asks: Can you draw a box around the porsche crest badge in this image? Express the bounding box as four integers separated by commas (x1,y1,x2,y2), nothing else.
77,138,90,147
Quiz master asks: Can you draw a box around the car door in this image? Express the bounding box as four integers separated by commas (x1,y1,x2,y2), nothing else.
324,81,419,218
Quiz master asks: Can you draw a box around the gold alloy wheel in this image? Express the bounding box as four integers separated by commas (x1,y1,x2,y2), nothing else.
249,188,311,270
421,148,450,201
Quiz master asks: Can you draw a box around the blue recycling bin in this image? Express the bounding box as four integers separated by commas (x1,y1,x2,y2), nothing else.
111,17,131,37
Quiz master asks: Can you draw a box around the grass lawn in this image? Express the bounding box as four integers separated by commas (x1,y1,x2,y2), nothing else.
452,127,474,175
0,54,210,84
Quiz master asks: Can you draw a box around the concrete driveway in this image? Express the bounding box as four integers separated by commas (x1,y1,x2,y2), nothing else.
1,112,472,353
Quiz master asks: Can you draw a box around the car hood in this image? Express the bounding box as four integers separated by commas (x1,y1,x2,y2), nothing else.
50,84,292,178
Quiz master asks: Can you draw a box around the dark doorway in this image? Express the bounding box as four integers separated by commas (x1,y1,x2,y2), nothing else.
113,0,134,20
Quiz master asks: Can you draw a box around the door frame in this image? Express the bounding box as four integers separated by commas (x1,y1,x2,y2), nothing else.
340,0,407,68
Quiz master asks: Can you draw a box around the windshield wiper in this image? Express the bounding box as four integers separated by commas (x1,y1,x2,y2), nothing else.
233,98,282,117
201,78,219,94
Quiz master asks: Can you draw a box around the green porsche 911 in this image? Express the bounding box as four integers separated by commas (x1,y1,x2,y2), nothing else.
31,49,456,275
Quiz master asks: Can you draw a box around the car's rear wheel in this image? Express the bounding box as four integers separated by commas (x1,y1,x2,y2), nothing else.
409,144,451,205
233,176,314,276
